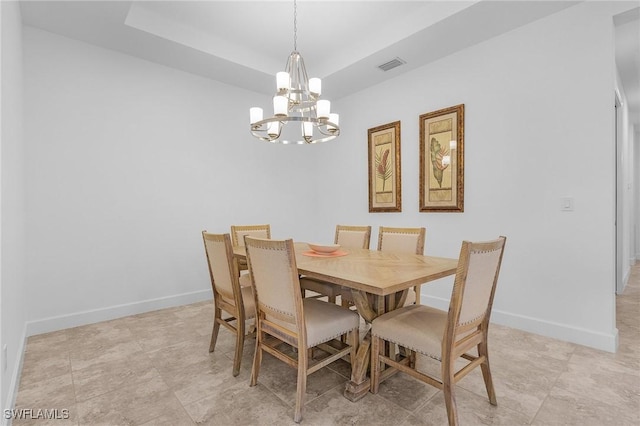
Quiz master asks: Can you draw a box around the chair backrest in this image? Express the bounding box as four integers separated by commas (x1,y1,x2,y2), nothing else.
447,237,506,340
377,226,426,255
202,232,242,307
231,224,271,247
335,225,372,249
244,237,304,338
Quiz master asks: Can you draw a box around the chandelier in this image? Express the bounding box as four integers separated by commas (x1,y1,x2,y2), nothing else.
249,0,340,144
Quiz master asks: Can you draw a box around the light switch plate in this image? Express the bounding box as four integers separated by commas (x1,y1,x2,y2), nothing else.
560,197,574,211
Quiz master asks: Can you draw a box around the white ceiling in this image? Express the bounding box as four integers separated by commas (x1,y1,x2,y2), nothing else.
19,1,640,125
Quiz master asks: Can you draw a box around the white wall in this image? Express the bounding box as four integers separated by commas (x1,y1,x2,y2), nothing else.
22,27,322,333
1,0,27,417
315,2,622,351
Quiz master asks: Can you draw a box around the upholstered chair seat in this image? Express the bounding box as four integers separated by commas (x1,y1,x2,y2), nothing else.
372,304,447,360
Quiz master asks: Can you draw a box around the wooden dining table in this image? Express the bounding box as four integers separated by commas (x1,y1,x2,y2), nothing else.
233,242,458,401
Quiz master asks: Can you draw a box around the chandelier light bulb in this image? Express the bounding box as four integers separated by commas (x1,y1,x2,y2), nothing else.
268,121,280,138
302,121,313,141
276,72,290,92
316,100,330,119
327,113,339,133
309,78,321,96
273,96,288,117
250,107,263,125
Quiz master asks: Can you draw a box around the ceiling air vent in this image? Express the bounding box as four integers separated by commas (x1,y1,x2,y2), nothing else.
377,57,406,72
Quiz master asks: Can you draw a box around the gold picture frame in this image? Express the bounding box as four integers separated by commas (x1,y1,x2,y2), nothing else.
368,121,401,212
419,104,464,212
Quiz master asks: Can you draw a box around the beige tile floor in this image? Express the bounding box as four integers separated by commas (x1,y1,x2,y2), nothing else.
13,265,640,425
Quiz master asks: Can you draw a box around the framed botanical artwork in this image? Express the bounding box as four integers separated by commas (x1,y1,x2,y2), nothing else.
368,121,401,212
419,104,464,212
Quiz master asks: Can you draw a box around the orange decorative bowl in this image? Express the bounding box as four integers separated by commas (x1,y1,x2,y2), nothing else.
308,243,341,254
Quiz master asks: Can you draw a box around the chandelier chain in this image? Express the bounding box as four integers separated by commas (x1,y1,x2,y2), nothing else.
293,0,297,51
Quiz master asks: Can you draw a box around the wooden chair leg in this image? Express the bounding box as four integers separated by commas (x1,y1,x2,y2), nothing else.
409,350,416,369
479,341,497,405
442,357,459,426
350,328,359,366
250,334,262,387
294,346,308,423
232,318,245,377
328,295,336,304
370,335,381,394
340,300,354,343
209,307,222,353
414,285,421,305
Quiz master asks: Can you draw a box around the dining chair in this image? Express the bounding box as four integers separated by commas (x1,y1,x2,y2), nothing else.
335,224,372,249
202,232,256,376
370,236,507,426
342,226,426,307
230,224,271,273
300,225,371,304
378,226,426,305
244,236,360,423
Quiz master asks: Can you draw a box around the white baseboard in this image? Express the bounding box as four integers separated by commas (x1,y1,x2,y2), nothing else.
421,295,618,353
2,324,27,426
25,289,211,337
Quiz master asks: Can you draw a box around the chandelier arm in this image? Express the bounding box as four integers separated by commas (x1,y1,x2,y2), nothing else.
250,117,339,144
316,125,340,137
252,116,335,127
250,128,338,145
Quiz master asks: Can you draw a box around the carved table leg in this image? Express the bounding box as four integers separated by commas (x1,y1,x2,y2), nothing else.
343,290,385,401
344,334,372,401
